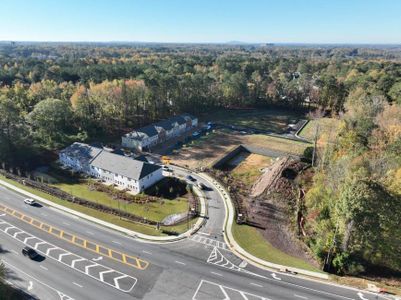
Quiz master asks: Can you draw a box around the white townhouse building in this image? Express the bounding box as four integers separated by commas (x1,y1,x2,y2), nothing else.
59,143,102,173
59,143,163,194
121,113,198,151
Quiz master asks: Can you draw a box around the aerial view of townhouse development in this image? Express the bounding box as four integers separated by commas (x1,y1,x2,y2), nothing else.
0,1,400,300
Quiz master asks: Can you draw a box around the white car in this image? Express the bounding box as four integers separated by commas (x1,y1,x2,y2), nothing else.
24,198,36,205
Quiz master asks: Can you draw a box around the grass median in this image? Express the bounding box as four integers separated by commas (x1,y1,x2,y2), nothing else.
232,222,323,273
0,174,197,236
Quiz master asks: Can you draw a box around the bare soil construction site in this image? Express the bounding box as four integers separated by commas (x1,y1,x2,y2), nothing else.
168,110,331,268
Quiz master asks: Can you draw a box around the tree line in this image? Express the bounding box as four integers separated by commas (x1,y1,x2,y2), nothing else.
305,88,401,276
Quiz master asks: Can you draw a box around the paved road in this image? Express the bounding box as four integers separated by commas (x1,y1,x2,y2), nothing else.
0,176,390,300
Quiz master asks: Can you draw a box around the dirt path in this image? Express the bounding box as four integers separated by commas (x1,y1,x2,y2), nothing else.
246,157,319,266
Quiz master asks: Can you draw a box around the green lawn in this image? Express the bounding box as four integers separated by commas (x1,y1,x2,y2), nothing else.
298,118,340,142
246,134,309,155
202,109,303,133
53,180,188,222
34,166,190,222
0,174,197,236
232,222,323,273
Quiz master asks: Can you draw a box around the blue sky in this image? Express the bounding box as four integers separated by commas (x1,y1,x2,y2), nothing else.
0,0,400,43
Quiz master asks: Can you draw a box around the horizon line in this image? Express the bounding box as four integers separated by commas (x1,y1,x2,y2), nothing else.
1,40,401,46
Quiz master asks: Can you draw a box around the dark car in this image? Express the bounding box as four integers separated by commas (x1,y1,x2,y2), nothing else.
197,182,208,190
22,246,39,259
186,175,197,182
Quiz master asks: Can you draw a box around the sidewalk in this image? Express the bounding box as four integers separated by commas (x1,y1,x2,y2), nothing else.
198,172,330,280
0,178,207,243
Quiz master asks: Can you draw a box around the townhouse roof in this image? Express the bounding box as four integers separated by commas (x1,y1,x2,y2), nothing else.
90,150,161,180
124,114,197,141
59,142,102,165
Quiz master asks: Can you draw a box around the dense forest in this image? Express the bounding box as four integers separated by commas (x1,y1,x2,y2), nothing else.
0,42,400,276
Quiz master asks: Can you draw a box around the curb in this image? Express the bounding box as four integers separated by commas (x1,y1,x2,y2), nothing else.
294,119,310,140
0,178,206,243
198,172,329,280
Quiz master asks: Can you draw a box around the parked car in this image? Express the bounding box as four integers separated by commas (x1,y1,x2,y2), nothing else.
186,175,197,182
24,198,36,205
22,246,39,259
197,182,208,190
192,131,201,137
162,165,171,171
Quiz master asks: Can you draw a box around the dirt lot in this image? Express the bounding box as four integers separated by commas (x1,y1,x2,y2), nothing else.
169,130,243,169
169,130,308,169
231,154,274,188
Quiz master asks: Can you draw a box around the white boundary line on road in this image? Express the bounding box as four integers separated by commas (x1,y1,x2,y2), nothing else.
0,219,137,293
3,259,75,300
192,279,269,300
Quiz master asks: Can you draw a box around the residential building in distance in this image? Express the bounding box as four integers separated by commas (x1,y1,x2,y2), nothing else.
121,113,198,151
59,142,163,194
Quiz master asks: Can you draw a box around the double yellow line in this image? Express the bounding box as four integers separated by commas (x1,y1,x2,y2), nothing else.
0,203,149,270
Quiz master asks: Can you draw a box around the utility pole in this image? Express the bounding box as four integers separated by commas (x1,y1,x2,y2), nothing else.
312,124,319,167
187,194,190,230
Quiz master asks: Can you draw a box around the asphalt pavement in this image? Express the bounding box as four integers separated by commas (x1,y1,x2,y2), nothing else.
0,174,391,300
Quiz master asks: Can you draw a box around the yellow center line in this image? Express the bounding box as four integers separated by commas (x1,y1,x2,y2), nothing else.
0,204,149,270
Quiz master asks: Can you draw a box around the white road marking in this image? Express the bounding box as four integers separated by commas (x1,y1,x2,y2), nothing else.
3,260,74,300
175,260,186,265
58,252,73,261
99,270,115,281
211,271,223,277
24,236,36,243
41,213,48,217
250,282,263,287
92,256,103,262
34,241,47,249
62,222,70,226
0,213,6,217
197,232,210,236
192,280,268,300
142,250,152,255
84,263,98,273
86,230,94,235
11,249,19,255
71,258,86,267
113,274,128,290
27,281,33,291
271,273,282,280
294,294,308,299
72,282,83,288
0,220,137,293
40,265,48,271
46,247,59,255
239,260,248,268
357,292,369,300
111,241,122,245
14,231,25,238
